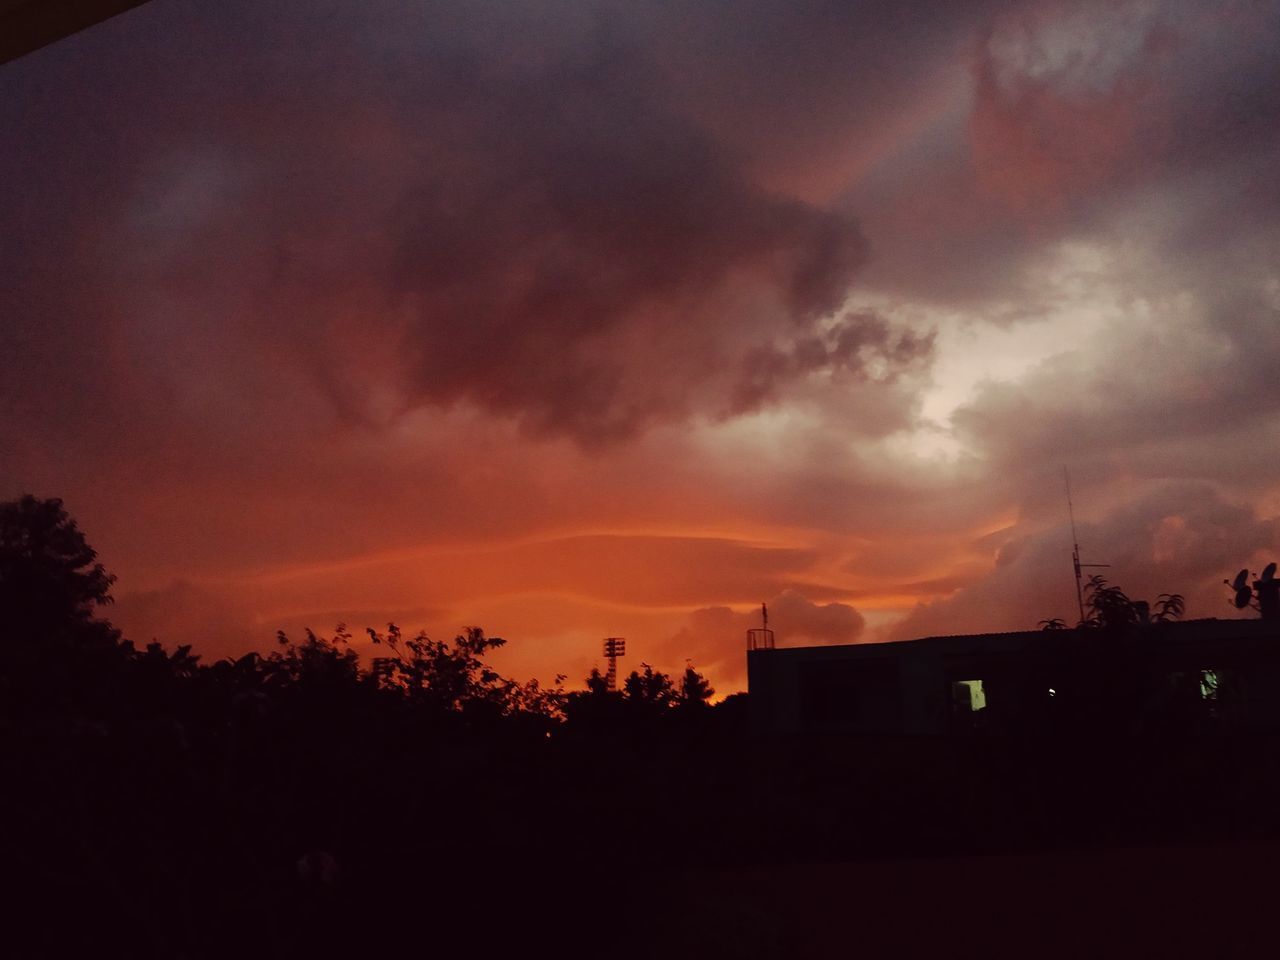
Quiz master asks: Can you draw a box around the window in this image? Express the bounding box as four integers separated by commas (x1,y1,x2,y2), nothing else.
1199,669,1220,700
952,679,987,712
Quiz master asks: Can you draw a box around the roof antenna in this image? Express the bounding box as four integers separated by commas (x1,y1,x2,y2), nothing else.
1065,467,1109,624
747,601,774,651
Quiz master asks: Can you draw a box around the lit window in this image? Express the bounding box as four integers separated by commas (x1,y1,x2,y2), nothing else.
952,679,986,712
1200,670,1219,700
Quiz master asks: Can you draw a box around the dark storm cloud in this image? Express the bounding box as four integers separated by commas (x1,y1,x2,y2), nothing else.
5,0,1276,452
379,36,872,443
0,0,963,449
728,311,936,416
634,0,1015,189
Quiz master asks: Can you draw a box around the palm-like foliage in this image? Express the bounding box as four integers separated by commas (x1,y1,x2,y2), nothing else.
1080,576,1186,629
1151,593,1186,622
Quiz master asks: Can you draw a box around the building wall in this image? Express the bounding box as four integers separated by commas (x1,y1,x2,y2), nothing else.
749,642,949,735
748,620,1280,737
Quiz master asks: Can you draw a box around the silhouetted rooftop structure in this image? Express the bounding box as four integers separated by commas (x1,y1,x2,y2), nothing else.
748,618,1280,736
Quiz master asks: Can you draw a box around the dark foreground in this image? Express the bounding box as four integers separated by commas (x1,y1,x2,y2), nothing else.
7,498,1280,957
648,841,1278,958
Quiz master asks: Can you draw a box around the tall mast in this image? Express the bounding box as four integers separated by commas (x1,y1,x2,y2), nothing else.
1065,467,1108,624
1066,468,1085,624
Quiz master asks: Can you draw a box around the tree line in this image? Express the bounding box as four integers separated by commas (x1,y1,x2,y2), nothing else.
0,495,741,957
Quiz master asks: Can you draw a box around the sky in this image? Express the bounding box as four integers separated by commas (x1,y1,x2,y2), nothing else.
3,0,1279,692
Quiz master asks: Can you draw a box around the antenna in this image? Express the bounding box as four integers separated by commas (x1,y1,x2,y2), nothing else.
747,601,774,651
602,637,626,690
1229,568,1252,609
1065,468,1109,624
1259,563,1280,622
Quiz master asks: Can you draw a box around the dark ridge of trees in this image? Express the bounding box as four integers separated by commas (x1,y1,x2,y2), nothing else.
0,496,734,957
6,495,1280,959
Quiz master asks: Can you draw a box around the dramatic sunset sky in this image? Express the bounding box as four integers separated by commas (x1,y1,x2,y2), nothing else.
3,0,1278,691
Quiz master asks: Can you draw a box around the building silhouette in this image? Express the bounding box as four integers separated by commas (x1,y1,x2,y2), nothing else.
749,617,1280,736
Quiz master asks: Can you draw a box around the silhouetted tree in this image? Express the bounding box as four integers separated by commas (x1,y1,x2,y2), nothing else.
585,666,611,695
623,662,676,709
269,624,362,690
678,664,715,708
367,622,563,727
561,667,627,733
0,494,118,644
1150,593,1186,621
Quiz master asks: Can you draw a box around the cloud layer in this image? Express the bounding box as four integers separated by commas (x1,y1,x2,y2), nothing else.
3,0,1279,690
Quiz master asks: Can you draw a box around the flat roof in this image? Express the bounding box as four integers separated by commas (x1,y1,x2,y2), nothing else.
750,618,1280,663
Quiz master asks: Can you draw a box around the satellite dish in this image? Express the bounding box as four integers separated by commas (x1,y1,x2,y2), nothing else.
1261,562,1277,583
1235,588,1253,609
1231,568,1250,591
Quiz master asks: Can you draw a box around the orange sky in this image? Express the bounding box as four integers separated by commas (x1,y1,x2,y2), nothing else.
4,0,1279,693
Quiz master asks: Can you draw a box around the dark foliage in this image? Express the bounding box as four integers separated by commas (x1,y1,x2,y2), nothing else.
1,494,118,644
1079,575,1186,629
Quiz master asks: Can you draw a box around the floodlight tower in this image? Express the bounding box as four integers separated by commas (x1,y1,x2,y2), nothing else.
602,637,626,690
